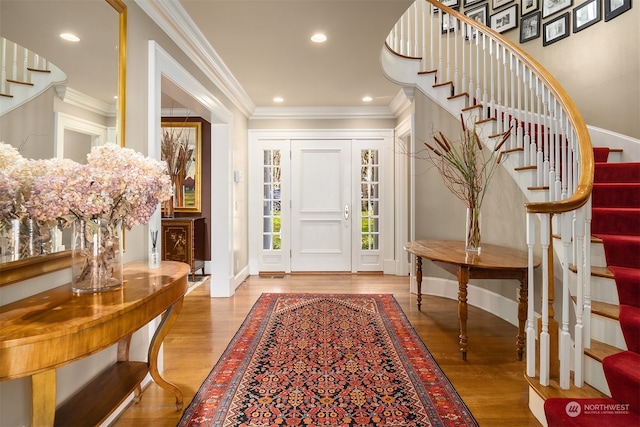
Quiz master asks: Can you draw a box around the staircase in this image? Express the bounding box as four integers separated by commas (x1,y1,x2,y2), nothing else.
382,0,639,425
0,37,67,115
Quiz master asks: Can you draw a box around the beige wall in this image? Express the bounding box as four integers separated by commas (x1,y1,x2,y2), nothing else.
502,2,640,138
413,90,530,296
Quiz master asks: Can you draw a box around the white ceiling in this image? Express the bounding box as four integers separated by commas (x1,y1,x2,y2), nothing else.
177,0,413,109
1,0,414,116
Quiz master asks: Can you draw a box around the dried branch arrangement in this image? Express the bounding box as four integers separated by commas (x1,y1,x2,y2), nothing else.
423,115,513,210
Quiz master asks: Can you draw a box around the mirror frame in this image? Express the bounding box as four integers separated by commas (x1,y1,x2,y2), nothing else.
0,0,127,287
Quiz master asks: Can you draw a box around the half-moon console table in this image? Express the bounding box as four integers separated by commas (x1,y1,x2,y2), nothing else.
0,260,190,427
404,240,540,361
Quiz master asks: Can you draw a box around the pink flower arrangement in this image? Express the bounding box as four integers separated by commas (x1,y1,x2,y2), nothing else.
29,144,172,229
1,142,172,231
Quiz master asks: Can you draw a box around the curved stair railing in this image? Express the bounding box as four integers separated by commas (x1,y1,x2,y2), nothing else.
0,37,67,116
385,0,594,394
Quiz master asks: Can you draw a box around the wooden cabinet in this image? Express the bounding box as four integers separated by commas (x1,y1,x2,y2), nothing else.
161,217,206,280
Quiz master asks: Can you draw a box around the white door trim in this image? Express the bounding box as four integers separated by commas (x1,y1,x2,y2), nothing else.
248,129,395,274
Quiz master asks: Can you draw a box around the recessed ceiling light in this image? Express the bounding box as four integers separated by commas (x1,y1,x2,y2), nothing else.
311,33,327,43
362,96,373,102
273,97,284,103
59,33,80,42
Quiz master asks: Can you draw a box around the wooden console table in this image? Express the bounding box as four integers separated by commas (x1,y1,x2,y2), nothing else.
162,217,206,281
404,240,540,361
0,261,190,427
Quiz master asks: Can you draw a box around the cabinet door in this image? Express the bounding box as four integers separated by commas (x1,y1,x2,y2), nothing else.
161,221,193,267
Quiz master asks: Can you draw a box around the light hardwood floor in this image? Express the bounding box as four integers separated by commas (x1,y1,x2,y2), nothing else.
112,274,542,426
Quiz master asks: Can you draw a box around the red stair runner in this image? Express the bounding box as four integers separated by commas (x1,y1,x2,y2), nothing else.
546,148,640,426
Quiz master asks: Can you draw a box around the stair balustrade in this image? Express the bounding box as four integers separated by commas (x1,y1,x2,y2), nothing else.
385,0,594,394
0,37,66,115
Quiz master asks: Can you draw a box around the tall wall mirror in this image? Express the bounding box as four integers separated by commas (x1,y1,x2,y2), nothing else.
0,0,127,286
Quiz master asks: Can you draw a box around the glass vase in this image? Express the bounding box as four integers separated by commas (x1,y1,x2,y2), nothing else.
465,206,481,254
71,218,123,293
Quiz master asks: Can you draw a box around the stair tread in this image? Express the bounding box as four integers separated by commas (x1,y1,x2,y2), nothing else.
569,264,614,279
527,371,608,400
585,339,624,363
571,296,618,319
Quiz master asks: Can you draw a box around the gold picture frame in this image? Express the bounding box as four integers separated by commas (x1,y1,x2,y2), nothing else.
161,120,202,213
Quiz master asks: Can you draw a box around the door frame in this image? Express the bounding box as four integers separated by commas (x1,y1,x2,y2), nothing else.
248,129,396,275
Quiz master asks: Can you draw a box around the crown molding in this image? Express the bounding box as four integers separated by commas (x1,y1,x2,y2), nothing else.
63,87,116,117
389,88,413,117
250,105,396,120
137,0,255,117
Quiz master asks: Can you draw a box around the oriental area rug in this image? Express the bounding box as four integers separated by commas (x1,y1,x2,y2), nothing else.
178,293,478,426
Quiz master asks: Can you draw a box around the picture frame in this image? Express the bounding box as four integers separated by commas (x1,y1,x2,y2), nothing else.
161,120,202,213
521,0,539,15
493,0,514,9
490,4,519,33
604,0,631,21
573,0,601,32
520,11,541,42
543,12,570,45
442,9,459,33
463,0,484,8
464,3,489,39
442,0,461,8
542,0,573,18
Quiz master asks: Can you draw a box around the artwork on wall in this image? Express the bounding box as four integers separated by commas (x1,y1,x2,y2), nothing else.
442,9,459,33
465,3,489,38
493,0,514,9
521,0,540,15
463,0,485,7
573,0,602,32
490,4,519,33
543,12,570,45
161,120,202,213
520,11,542,42
542,0,573,18
604,0,632,20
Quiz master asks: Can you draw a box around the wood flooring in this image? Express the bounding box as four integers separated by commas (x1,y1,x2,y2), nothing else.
111,274,542,426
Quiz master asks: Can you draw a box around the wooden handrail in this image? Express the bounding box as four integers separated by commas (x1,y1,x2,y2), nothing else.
422,0,594,214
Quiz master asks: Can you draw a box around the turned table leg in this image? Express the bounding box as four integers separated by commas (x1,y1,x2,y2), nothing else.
148,297,185,411
457,267,470,361
516,274,528,361
415,256,423,311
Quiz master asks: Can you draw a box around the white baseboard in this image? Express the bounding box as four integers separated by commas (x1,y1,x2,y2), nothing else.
410,275,520,328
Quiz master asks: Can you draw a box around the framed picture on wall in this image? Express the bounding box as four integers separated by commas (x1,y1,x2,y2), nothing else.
161,120,202,213
543,0,573,18
442,9,459,33
520,11,541,42
543,12,570,45
493,0,514,9
464,3,489,39
521,0,539,15
573,0,601,32
463,0,485,7
490,4,519,33
604,0,631,21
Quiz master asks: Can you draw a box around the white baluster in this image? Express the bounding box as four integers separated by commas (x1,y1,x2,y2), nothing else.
560,211,572,389
1,38,6,94
482,34,488,114
526,212,537,378
584,197,592,350
23,47,29,83
540,213,551,386
475,33,481,106
574,205,586,387
461,23,467,95
12,41,17,81
489,38,495,119
454,17,459,93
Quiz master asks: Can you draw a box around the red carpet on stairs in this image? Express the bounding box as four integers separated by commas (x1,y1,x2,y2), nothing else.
546,148,640,426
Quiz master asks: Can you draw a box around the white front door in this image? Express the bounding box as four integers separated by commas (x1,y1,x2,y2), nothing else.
290,140,351,271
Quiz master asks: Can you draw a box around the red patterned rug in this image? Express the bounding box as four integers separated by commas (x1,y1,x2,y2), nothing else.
178,293,478,426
